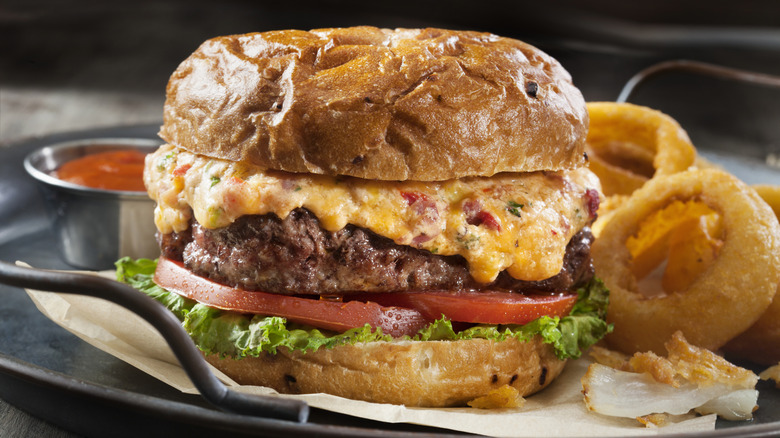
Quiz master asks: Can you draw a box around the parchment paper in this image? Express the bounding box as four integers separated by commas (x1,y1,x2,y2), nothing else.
20,267,717,437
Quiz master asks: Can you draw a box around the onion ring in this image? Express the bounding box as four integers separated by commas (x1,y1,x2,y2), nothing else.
752,184,780,217
592,169,780,355
723,184,780,365
592,194,628,237
585,102,697,196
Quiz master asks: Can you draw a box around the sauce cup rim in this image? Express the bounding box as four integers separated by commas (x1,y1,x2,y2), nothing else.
23,138,161,199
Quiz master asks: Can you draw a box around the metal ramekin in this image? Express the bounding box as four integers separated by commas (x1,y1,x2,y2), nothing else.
24,138,162,270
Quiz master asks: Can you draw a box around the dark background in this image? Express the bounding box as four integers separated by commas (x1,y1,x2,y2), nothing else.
3,1,780,161
4,1,780,94
3,0,780,155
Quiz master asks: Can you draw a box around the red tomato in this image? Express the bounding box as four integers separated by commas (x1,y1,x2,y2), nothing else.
153,257,432,337
345,290,577,325
153,257,578,335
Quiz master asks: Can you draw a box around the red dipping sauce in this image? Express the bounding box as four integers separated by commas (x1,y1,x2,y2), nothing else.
54,149,147,191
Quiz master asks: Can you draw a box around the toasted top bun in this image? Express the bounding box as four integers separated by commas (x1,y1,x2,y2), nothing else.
205,336,565,407
161,26,588,181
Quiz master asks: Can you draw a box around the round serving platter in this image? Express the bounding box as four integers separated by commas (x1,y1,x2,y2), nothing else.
1,125,779,437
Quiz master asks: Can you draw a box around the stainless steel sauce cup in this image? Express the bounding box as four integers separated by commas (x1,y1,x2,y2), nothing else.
23,138,162,270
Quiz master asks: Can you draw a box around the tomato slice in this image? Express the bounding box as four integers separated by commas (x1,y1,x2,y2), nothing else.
153,257,577,335
345,290,578,325
153,257,433,337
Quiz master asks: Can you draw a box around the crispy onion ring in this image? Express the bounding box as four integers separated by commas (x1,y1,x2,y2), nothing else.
752,184,780,217
723,184,780,365
585,102,697,197
592,169,780,355
592,194,628,237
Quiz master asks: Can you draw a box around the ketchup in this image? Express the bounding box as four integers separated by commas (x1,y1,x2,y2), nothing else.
54,149,147,191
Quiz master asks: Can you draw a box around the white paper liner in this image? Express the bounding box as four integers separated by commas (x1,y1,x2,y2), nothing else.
20,265,717,437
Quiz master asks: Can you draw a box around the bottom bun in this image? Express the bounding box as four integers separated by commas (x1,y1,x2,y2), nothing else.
205,336,566,407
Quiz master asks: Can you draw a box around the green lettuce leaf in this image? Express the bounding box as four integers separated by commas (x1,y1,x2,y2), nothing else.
116,257,612,360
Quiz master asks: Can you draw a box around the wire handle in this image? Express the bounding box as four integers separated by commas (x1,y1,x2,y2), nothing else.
617,59,780,103
0,260,309,423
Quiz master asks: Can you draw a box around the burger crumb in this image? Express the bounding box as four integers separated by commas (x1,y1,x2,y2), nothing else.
637,413,669,428
468,385,526,409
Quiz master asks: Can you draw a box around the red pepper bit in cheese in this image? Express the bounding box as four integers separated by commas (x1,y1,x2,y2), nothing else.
584,188,601,219
173,164,192,176
463,199,501,232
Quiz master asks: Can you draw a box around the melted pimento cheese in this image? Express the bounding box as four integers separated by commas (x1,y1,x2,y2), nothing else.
145,144,601,283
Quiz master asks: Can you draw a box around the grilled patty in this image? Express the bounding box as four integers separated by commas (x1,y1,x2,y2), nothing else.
159,208,594,295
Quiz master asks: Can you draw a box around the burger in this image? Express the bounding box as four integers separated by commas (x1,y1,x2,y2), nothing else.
118,26,610,407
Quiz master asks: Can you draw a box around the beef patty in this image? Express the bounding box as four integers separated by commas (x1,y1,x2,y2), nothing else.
159,208,594,295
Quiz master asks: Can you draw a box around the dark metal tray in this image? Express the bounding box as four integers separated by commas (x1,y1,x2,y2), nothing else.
0,125,463,437
2,125,780,437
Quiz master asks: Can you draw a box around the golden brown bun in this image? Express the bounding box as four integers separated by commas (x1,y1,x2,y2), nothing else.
206,336,565,407
161,26,587,181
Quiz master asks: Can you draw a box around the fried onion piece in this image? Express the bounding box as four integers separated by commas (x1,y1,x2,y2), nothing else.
759,363,780,388
664,331,758,389
590,345,680,385
588,345,630,370
636,413,670,428
582,332,759,421
592,169,780,355
628,350,680,387
723,185,780,365
585,102,697,197
467,385,526,409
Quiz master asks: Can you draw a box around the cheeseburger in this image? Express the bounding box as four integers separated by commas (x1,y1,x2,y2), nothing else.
120,26,610,407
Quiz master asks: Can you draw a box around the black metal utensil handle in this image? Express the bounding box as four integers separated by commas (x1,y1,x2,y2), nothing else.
0,260,309,423
617,59,780,103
